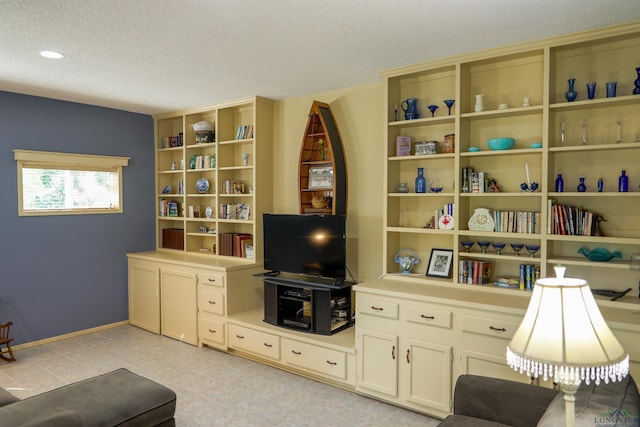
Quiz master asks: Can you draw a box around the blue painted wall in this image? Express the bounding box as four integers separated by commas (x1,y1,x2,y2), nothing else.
0,91,155,344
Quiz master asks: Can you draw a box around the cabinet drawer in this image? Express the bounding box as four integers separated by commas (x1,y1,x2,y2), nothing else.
228,324,280,360
198,285,225,315
282,338,347,380
198,273,225,287
462,314,521,340
406,305,452,329
198,314,225,346
358,297,399,319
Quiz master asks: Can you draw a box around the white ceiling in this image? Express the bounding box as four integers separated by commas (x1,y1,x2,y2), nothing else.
1,0,639,116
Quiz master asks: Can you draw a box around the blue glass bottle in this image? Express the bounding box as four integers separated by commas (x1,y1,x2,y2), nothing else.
555,174,564,192
415,167,426,193
619,170,628,192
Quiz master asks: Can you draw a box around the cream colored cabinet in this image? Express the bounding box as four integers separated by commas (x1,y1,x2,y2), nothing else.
128,261,160,334
160,268,198,345
127,252,264,349
228,323,280,360
226,309,356,387
197,272,226,349
356,292,453,418
456,309,528,384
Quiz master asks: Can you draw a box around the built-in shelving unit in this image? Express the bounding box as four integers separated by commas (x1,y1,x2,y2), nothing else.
381,23,640,299
154,96,273,262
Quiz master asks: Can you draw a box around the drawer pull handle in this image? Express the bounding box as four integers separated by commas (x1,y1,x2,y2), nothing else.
326,360,337,366
421,314,435,319
292,350,301,355
264,342,273,348
208,278,216,282
391,345,396,360
371,306,384,311
406,349,410,363
208,329,216,333
489,326,507,332
208,300,216,305
236,334,245,339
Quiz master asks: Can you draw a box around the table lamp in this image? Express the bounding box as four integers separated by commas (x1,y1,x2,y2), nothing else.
506,266,629,427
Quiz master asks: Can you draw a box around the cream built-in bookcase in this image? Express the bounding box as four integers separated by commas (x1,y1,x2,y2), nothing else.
154,96,273,262
381,22,640,300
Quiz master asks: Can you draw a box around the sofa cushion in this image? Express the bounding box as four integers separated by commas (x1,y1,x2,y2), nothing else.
0,388,20,407
537,375,640,427
0,368,176,427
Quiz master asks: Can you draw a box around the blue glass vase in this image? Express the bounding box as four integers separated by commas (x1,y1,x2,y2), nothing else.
565,78,577,102
577,177,586,192
415,167,426,193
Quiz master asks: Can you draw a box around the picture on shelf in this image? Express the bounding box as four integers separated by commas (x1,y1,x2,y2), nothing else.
308,165,333,189
426,249,454,278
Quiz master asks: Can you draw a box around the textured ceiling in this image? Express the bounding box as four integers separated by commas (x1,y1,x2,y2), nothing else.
1,0,639,115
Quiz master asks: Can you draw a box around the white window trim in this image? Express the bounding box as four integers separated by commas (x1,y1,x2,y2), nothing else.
13,149,130,216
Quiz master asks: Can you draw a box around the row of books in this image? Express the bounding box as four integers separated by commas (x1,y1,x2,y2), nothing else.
219,203,250,220
236,125,254,140
191,154,215,169
159,134,184,148
458,260,493,284
493,210,541,234
547,200,598,236
461,167,495,193
493,264,540,290
218,233,253,258
159,199,180,217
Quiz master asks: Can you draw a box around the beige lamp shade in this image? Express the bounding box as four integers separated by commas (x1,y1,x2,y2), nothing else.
507,270,628,386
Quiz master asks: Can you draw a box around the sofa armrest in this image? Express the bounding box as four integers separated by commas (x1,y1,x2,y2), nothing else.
452,375,559,427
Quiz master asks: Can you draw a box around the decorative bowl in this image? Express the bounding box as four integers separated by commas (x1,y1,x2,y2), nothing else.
530,142,543,149
190,120,213,132
311,196,329,209
487,137,515,150
468,146,480,152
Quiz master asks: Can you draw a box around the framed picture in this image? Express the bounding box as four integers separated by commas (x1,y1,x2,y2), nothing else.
426,249,454,278
308,165,334,189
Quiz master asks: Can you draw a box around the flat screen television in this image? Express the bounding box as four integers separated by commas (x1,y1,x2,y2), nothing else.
263,214,346,280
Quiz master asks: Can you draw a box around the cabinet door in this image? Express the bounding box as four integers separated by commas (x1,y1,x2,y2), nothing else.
128,262,160,334
160,269,198,345
402,339,452,415
357,328,398,398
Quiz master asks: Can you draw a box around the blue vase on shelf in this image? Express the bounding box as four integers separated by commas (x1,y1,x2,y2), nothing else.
565,78,577,102
577,177,587,192
415,167,426,193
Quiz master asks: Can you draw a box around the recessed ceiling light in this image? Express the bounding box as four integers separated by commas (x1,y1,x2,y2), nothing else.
40,51,64,59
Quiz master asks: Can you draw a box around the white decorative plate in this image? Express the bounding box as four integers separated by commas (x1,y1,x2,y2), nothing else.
196,178,209,193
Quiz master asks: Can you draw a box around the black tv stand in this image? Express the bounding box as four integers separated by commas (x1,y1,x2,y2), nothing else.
261,275,353,335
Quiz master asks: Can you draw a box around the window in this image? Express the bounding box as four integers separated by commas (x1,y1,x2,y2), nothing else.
14,150,129,216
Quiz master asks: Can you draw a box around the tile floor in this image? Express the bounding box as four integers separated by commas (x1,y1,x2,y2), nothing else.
0,325,441,426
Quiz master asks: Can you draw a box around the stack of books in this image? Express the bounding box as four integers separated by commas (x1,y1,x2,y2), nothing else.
458,260,493,285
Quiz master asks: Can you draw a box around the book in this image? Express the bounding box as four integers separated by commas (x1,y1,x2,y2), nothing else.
396,136,411,156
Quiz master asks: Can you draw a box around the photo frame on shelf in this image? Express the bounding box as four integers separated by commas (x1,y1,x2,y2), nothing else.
426,249,454,278
308,165,334,189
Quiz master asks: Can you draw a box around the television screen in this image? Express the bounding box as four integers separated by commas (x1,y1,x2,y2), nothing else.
263,214,346,280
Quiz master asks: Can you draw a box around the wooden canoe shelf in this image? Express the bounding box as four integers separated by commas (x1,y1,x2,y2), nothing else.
298,101,348,216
